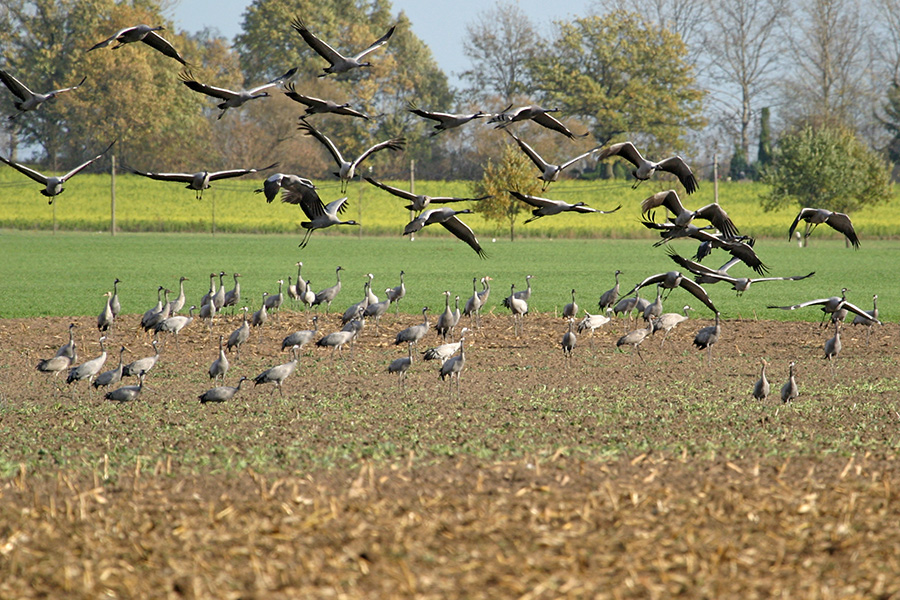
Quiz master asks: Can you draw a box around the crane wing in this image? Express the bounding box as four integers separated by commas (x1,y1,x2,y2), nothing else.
787,208,814,241
298,119,345,167
126,167,196,183
825,212,860,248
657,156,699,194
208,163,277,181
61,140,115,181
440,216,486,258
559,147,601,170
351,137,406,169
352,25,396,61
249,67,298,94
291,17,344,66
141,31,189,65
595,141,643,166
509,190,557,209
179,72,237,100
641,189,682,216
0,154,49,184
0,69,32,100
677,278,718,314
531,111,587,139
364,176,416,201
507,132,550,171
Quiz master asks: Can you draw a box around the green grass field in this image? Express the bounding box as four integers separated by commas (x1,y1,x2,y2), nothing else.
2,168,900,239
0,230,893,321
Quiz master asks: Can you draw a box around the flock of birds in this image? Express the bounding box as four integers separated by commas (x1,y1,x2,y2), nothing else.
6,15,885,404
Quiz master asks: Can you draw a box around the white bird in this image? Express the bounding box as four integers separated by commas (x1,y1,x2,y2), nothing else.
509,190,620,223
0,69,86,119
594,141,698,194
407,102,485,136
291,17,395,77
577,310,610,349
365,176,489,212
506,132,600,190
126,162,277,199
88,24,189,65
403,207,485,257
753,359,770,401
788,207,860,249
284,83,370,119
1,141,114,202
297,118,405,192
179,67,297,119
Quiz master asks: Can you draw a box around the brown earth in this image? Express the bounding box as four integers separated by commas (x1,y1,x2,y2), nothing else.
1,308,899,598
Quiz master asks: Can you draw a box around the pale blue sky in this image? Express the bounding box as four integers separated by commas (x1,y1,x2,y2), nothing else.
165,0,592,89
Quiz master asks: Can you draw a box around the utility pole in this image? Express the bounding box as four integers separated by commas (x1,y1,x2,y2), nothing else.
409,159,416,227
713,146,719,205
110,155,117,236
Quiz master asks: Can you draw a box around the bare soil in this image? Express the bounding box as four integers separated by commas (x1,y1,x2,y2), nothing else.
1,309,899,598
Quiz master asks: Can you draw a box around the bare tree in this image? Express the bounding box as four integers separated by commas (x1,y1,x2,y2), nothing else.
460,0,541,104
780,0,875,128
704,0,789,159
873,0,900,82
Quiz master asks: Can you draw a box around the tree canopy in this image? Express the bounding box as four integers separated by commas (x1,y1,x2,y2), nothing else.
528,11,705,150
762,124,892,213
471,142,540,241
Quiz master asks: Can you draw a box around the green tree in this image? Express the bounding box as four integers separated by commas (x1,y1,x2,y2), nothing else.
729,144,749,180
762,124,892,213
235,0,451,178
471,143,540,241
757,106,773,168
528,11,705,149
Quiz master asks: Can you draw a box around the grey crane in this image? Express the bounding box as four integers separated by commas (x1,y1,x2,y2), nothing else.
281,315,319,352
423,338,464,365
824,321,842,376
285,82,370,119
594,141,698,194
395,307,430,348
504,283,528,337
476,276,492,306
388,343,414,390
179,67,297,119
598,270,623,313
199,376,249,404
403,207,486,257
140,286,165,332
93,346,127,390
212,271,226,310
577,310,611,349
251,292,269,342
435,290,454,341
440,328,469,397
364,273,379,305
223,273,241,313
692,312,721,366
291,17,395,77
789,208,859,249
126,164,278,200
316,329,357,359
629,271,718,314
301,280,316,309
298,118,405,192
167,276,188,315
666,250,813,295
253,346,300,397
342,280,370,326
489,104,588,139
511,274,534,302
227,307,250,358
154,305,196,348
768,288,880,325
364,294,392,333
1,141,114,202
209,335,230,384
257,172,320,206
105,371,147,403
365,176,489,213
641,189,738,238
386,270,406,314
642,285,664,322
109,278,121,318
509,190,620,223
293,263,308,298
143,289,171,333
463,277,484,326
37,324,76,378
613,291,650,321
753,359,770,401
88,24,189,65
98,291,115,333
124,339,159,378
407,102,484,135
851,294,879,345
616,321,653,362
781,362,799,403
313,266,344,312
642,219,768,275
200,273,216,308
264,279,285,317
651,305,692,347
561,319,577,360
285,193,359,248
563,289,579,319
67,337,108,389
0,69,86,119
199,295,217,331
506,132,600,190
451,295,461,333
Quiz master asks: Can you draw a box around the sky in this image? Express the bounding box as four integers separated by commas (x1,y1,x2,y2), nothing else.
165,0,593,89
